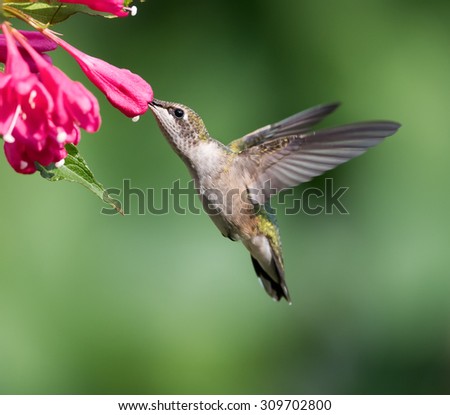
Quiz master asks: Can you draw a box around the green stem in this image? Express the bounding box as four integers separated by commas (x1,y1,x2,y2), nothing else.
0,0,5,22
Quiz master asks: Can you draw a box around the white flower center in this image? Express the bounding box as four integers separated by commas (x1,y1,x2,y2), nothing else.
3,105,21,144
29,90,37,109
124,5,138,16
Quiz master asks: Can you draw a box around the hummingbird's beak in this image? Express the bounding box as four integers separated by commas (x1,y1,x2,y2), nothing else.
149,98,165,108
148,99,167,122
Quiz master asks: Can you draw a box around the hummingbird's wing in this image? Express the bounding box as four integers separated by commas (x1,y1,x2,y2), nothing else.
228,102,341,153
238,121,401,204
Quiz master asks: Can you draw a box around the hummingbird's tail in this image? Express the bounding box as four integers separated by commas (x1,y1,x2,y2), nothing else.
250,254,291,304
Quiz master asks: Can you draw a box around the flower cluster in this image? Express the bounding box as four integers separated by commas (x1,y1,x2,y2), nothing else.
0,24,95,173
0,0,153,174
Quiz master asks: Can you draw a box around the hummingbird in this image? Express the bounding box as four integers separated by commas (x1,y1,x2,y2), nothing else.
149,99,400,303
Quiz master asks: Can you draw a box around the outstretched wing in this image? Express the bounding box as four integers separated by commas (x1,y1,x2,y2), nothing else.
238,121,401,204
228,102,341,153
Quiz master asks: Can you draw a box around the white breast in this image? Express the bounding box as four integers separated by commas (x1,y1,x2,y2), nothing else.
189,141,223,181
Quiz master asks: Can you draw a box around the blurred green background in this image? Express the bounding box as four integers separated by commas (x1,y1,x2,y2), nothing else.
1,0,449,394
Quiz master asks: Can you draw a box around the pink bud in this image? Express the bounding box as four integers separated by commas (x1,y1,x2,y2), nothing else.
46,31,153,117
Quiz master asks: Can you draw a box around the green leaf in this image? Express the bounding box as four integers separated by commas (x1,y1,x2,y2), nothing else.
36,144,123,215
4,1,115,25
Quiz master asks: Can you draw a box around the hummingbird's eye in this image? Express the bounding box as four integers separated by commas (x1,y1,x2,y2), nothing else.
173,108,185,119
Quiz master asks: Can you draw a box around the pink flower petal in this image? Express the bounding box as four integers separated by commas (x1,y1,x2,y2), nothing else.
0,26,53,142
46,31,153,117
0,30,56,72
17,32,101,134
4,138,37,174
0,30,57,54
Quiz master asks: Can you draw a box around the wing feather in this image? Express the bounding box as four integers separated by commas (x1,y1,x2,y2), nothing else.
238,121,401,204
228,102,341,152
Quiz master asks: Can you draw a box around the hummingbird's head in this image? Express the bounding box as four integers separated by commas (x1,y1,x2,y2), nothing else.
148,98,210,156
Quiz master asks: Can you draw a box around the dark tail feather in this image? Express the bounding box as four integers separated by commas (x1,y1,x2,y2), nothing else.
251,256,291,303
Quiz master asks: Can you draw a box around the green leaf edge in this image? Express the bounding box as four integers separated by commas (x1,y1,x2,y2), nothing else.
4,1,116,25
36,144,123,215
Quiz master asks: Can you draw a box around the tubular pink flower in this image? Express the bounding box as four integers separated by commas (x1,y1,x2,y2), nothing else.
0,25,101,174
16,31,101,135
58,0,133,18
45,31,153,117
0,26,53,147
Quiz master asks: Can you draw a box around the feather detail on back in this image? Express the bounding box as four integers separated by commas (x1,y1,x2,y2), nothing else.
228,102,341,153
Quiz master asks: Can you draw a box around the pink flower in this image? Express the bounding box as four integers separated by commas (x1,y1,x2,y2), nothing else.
58,0,136,18
0,25,101,174
45,30,153,117
0,30,57,72
0,27,52,146
18,32,101,136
